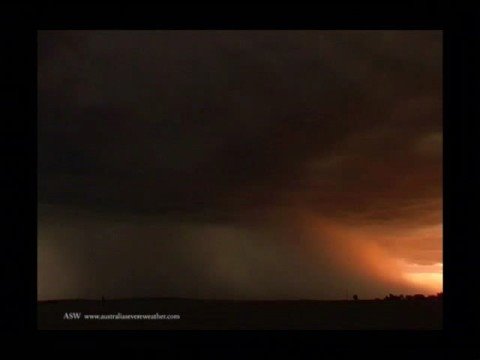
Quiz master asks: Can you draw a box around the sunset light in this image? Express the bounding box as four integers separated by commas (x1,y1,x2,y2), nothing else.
401,261,443,293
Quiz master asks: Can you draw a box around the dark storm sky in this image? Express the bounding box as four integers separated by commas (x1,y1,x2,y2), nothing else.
38,31,442,300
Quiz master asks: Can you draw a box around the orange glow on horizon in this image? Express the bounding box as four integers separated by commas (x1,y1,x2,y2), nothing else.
400,261,443,293
302,214,442,296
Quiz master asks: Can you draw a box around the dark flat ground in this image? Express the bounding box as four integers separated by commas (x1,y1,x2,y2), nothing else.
38,298,442,330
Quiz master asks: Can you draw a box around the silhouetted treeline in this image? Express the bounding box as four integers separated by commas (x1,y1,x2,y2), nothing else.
359,293,443,301
381,292,443,301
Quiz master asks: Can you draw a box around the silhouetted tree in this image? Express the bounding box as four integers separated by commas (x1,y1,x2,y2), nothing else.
385,294,402,301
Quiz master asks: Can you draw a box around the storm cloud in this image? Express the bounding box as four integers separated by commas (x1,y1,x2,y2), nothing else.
38,31,442,300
